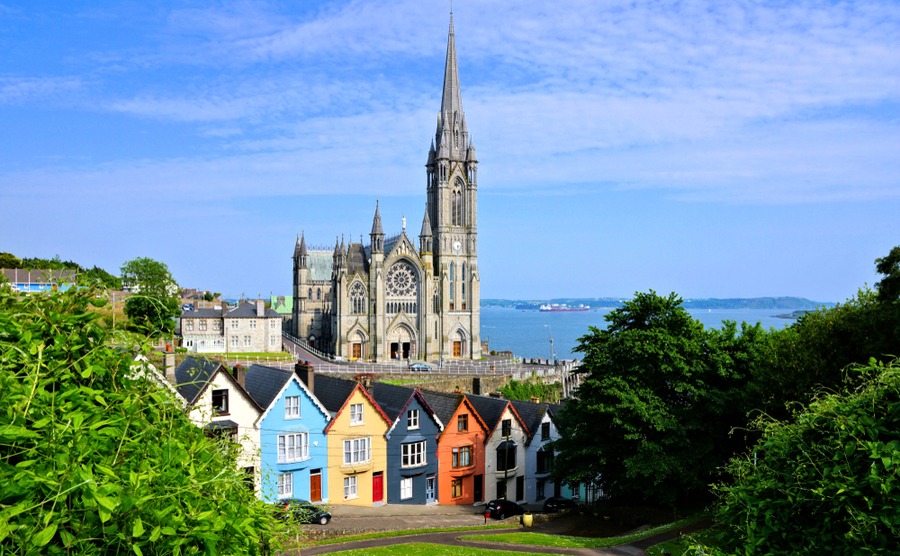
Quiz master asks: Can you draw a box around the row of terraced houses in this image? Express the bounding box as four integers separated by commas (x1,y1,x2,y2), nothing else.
159,356,586,509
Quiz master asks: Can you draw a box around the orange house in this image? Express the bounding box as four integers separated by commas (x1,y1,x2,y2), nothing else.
421,391,489,505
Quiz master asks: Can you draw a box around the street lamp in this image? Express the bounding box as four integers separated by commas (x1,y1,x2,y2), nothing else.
544,324,556,364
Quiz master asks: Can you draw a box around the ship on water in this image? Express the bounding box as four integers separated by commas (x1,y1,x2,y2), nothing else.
539,303,590,312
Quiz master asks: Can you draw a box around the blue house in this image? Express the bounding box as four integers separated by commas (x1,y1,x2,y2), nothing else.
369,382,444,505
245,363,331,504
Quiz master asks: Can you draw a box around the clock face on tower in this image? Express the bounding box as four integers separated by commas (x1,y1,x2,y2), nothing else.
386,262,417,297
452,240,462,254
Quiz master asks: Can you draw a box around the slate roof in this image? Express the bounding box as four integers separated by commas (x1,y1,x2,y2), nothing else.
466,394,509,432
419,390,465,425
227,302,280,318
510,399,550,444
367,382,417,421
244,364,294,410
312,374,360,415
173,356,226,404
307,252,333,281
180,308,222,318
347,243,369,277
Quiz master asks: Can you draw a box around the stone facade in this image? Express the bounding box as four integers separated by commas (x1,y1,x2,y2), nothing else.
292,15,481,363
181,299,283,353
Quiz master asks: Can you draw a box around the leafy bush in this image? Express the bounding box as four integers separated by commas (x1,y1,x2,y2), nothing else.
0,287,279,554
712,359,900,555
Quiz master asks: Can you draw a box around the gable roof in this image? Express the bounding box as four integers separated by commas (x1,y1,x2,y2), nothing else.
368,382,444,437
420,390,489,436
468,394,530,437
246,364,331,425
510,399,550,444
226,302,280,318
313,374,392,433
179,308,222,319
173,356,227,404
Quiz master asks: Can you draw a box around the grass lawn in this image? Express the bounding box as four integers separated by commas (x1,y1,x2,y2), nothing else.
326,542,559,555
646,527,718,555
467,516,706,549
294,524,517,548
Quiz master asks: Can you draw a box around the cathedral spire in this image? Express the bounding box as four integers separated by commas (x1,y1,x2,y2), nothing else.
434,12,468,160
440,13,464,125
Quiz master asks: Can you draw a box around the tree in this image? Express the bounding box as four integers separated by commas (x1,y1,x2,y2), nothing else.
875,245,900,302
0,287,279,554
79,265,123,290
0,253,21,269
551,291,760,507
711,360,900,555
121,257,180,336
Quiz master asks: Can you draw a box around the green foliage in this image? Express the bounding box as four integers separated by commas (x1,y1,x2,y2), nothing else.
79,265,123,290
551,291,767,507
0,287,279,554
499,376,562,402
0,253,22,269
875,245,900,302
121,257,180,336
712,360,900,555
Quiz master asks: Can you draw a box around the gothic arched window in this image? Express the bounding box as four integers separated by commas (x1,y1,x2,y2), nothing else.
451,177,465,226
350,282,366,315
461,262,467,309
449,262,455,303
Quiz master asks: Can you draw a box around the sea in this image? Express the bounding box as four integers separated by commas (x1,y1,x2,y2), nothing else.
481,306,795,360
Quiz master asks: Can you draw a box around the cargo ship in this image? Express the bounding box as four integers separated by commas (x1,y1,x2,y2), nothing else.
539,304,590,312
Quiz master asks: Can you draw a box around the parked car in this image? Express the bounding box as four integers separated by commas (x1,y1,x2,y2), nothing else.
484,499,526,520
408,362,432,372
543,496,577,512
273,499,332,525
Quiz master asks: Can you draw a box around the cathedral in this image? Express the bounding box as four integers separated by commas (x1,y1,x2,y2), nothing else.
291,15,481,363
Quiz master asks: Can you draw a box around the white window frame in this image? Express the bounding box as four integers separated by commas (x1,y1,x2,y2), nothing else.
212,320,222,331
343,437,371,465
269,319,276,329
344,476,358,499
229,319,237,329
277,432,309,463
199,319,207,331
184,319,193,331
401,440,427,468
243,335,251,347
407,409,420,430
349,403,364,425
400,477,413,500
230,336,239,348
277,473,292,498
285,396,300,419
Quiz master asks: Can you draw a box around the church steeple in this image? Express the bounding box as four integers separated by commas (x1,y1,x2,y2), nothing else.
434,12,468,162
370,200,384,254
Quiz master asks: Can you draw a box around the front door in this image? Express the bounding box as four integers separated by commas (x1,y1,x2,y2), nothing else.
310,470,322,502
372,472,384,504
474,474,483,502
515,476,524,501
425,476,436,503
352,343,362,360
453,341,461,358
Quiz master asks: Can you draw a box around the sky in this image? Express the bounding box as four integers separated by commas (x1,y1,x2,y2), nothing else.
1,0,898,303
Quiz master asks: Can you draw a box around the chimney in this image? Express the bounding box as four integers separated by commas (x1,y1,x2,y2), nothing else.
295,359,314,392
472,377,482,396
164,353,176,382
232,364,246,388
256,298,265,317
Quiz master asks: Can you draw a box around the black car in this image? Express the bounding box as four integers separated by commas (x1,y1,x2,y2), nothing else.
484,499,526,520
542,496,577,512
273,499,332,525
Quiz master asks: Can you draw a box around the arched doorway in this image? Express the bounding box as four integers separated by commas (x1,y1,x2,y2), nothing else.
388,324,417,361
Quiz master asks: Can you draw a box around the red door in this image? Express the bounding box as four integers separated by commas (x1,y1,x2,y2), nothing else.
372,472,384,503
310,471,322,502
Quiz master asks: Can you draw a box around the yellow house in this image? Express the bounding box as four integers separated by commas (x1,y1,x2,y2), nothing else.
315,374,391,507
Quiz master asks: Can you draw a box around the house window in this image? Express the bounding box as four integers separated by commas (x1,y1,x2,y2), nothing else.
277,473,292,498
343,437,371,465
270,337,277,347
230,336,239,348
537,447,554,474
250,319,257,330
343,476,358,499
496,441,517,471
212,320,222,331
184,320,193,332
400,478,413,500
541,422,551,440
402,441,426,468
452,445,472,468
230,320,238,329
277,433,309,463
243,335,251,347
212,389,229,415
501,418,512,437
199,319,207,331
349,403,363,425
536,479,546,500
451,478,463,498
285,396,300,419
407,409,419,430
269,319,276,329
457,414,468,432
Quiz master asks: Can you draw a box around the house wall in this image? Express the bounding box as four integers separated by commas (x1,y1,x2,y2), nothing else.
522,413,559,506
224,315,282,353
326,389,388,507
187,373,260,489
435,399,487,505
385,397,441,504
483,406,528,503
259,379,330,504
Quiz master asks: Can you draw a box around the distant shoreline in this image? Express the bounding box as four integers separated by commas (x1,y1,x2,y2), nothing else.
483,296,835,311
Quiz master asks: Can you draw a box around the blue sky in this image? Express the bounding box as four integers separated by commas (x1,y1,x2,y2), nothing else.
2,1,898,302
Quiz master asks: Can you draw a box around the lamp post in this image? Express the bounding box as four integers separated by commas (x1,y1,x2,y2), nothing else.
544,324,556,365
